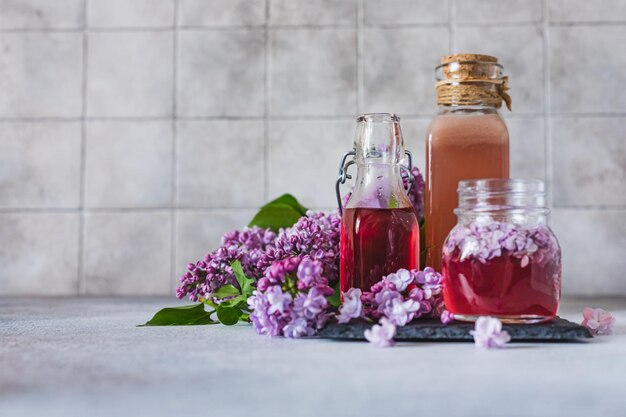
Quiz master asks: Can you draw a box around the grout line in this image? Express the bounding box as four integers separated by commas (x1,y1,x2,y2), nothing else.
2,20,625,35
170,0,180,290
449,0,456,52
542,0,554,210
3,112,626,124
0,207,272,213
263,1,270,202
77,0,89,296
3,205,626,214
356,0,364,114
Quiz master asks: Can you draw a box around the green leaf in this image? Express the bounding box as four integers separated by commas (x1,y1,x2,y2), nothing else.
216,304,242,326
231,260,255,297
213,284,240,299
327,281,341,308
266,194,308,216
248,194,309,231
139,304,217,326
219,295,245,308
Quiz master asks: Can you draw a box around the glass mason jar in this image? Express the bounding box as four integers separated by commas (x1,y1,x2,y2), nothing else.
425,54,511,272
337,113,419,293
441,179,561,323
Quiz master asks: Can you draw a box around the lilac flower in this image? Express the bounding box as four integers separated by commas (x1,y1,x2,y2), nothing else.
296,257,326,289
384,268,413,292
440,310,454,324
384,298,421,326
177,226,276,302
259,211,341,284
265,286,292,315
336,288,363,324
402,166,426,220
470,317,511,348
365,318,397,347
283,317,313,338
247,256,332,338
581,307,616,335
443,219,560,265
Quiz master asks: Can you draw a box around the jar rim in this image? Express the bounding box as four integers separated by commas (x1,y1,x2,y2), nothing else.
458,178,545,194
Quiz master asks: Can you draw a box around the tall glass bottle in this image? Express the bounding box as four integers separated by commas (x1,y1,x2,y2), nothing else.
425,54,511,271
338,113,420,293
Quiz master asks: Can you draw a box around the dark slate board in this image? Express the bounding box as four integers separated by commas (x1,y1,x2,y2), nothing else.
318,317,592,342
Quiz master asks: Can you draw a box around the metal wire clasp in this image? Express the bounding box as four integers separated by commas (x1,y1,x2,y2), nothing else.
335,150,414,216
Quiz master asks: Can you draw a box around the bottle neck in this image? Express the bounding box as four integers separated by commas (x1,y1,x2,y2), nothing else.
437,104,500,115
346,164,412,210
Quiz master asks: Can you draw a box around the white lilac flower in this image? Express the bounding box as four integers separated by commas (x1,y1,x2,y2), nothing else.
470,317,511,348
581,307,616,335
383,268,413,292
444,220,559,265
384,298,421,326
265,286,292,315
365,318,397,347
336,288,363,324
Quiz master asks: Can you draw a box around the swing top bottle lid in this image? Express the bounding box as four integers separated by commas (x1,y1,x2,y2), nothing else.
357,112,400,123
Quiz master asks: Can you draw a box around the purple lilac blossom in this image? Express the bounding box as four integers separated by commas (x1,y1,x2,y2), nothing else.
247,256,332,338
336,288,363,324
364,317,396,347
359,267,445,325
176,226,276,302
581,307,616,335
402,166,425,220
440,310,455,324
443,219,559,264
259,211,341,285
470,317,511,348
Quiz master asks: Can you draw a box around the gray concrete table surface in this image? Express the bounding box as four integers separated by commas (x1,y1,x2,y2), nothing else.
1,297,625,417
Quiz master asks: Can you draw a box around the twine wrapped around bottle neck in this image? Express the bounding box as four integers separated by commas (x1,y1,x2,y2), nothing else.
435,54,512,111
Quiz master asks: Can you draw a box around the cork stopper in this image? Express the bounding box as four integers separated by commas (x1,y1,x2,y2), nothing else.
440,54,498,65
436,53,512,111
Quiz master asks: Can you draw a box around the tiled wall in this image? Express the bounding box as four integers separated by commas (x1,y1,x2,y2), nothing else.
1,0,625,296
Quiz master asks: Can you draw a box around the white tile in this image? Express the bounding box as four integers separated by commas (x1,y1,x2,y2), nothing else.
175,209,256,278
179,0,265,27
506,117,545,181
456,0,542,24
177,30,265,117
0,0,83,29
177,120,265,207
552,117,626,207
363,28,449,115
269,119,353,208
269,0,357,26
552,209,626,296
87,31,173,117
550,26,626,113
455,26,544,114
85,121,173,208
0,33,83,118
364,0,448,25
88,0,175,28
548,0,626,22
83,211,172,295
0,122,81,209
0,213,79,295
270,29,357,116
